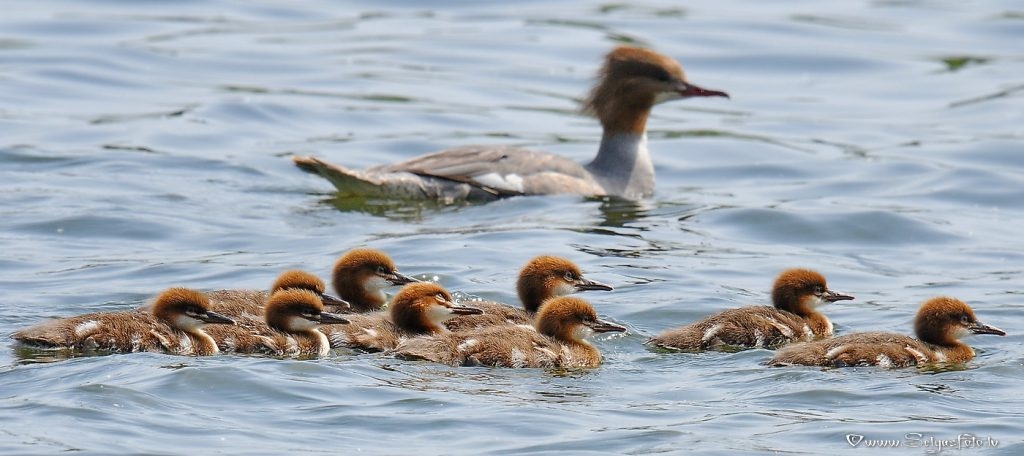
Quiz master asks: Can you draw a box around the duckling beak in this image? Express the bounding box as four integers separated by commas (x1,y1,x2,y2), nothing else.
386,271,420,286
575,278,613,292
319,311,350,325
449,305,484,316
675,81,729,99
968,320,1006,336
822,290,854,303
201,310,235,325
586,319,626,334
319,292,351,310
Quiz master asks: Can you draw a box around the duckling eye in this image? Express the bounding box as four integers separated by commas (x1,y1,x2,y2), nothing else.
960,314,970,324
563,272,575,282
375,265,387,274
434,293,447,303
813,285,823,294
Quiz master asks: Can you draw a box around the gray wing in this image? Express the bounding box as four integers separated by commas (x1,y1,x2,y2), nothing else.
374,146,602,196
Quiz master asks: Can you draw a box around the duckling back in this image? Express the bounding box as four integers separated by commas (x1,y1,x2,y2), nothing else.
13,310,216,355
442,302,529,332
206,289,269,318
204,314,279,355
394,325,559,368
648,306,813,351
15,310,157,352
206,270,345,319
769,332,935,368
321,312,401,352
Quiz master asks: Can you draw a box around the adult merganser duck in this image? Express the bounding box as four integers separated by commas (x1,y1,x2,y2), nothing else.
321,282,482,352
330,248,419,313
445,255,612,332
647,269,853,351
207,269,349,318
11,288,235,356
394,296,626,368
206,289,349,358
769,297,1006,368
293,45,728,202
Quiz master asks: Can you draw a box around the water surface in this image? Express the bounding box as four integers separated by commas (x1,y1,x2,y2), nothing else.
1,1,1022,454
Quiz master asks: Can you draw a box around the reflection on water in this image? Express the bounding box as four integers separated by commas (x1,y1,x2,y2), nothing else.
322,193,464,221
594,197,651,228
11,345,87,365
318,173,661,227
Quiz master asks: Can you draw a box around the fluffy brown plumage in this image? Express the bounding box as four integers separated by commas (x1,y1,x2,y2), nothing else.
445,255,612,331
206,288,349,358
207,269,348,318
770,297,1005,368
394,296,626,368
321,282,481,352
11,288,234,356
647,269,853,351
331,248,419,313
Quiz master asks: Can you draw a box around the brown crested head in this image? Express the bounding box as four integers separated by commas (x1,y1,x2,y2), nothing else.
516,256,613,314
151,287,234,330
265,288,349,333
771,268,852,314
914,296,1006,346
331,248,418,312
272,269,349,310
389,282,481,335
583,46,728,134
271,270,326,294
535,296,625,343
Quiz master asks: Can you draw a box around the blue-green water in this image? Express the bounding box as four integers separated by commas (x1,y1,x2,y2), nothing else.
1,1,1022,454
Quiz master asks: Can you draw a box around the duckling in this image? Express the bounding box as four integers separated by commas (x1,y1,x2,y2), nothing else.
207,247,411,317
206,289,349,358
647,269,853,351
331,248,419,313
394,296,626,368
445,255,612,331
321,282,482,352
769,297,1005,368
11,288,234,356
207,269,349,318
